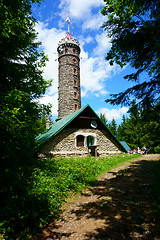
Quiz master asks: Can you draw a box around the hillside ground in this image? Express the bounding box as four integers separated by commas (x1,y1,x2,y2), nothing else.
34,154,160,240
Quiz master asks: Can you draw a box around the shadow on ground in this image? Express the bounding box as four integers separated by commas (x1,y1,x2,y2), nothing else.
73,159,160,239
34,158,160,240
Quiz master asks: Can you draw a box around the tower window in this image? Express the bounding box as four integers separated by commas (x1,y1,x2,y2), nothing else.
73,49,76,54
72,58,77,64
65,48,68,54
73,68,77,75
74,80,77,87
74,104,78,111
76,135,84,147
74,92,78,99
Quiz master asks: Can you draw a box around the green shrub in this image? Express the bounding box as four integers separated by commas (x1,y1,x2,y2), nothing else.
154,146,160,154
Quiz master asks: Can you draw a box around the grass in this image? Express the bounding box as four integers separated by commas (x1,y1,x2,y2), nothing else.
0,153,141,239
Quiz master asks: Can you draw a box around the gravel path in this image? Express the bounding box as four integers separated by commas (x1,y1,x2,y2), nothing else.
34,154,160,240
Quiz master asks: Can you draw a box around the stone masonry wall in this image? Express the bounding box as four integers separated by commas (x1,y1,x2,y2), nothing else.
40,128,123,157
58,42,81,119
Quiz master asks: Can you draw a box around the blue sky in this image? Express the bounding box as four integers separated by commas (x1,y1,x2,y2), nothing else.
32,0,135,124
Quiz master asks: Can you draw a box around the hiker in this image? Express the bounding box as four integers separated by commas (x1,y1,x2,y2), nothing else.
142,146,147,155
132,149,136,154
137,146,141,154
130,149,136,154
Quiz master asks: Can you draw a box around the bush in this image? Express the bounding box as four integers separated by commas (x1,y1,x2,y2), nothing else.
154,146,160,154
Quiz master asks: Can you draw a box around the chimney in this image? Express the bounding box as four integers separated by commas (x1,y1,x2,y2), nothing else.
46,118,51,130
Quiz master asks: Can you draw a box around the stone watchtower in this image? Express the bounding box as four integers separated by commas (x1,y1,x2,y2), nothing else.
57,15,81,120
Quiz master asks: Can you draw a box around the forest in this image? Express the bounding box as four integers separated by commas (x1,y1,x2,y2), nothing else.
100,0,160,153
100,100,160,153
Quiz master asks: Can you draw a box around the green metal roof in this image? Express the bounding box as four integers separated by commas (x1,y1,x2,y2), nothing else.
35,104,128,153
120,141,131,152
35,105,88,149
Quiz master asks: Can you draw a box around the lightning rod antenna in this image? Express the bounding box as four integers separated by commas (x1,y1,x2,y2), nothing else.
66,12,70,33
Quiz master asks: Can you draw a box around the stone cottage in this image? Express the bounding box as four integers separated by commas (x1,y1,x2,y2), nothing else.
35,16,128,157
36,105,127,157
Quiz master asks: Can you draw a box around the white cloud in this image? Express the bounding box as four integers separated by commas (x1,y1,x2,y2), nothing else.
80,54,110,96
94,32,111,56
35,22,66,117
59,0,107,32
38,93,58,117
80,35,116,98
85,35,94,44
35,22,66,96
97,107,129,121
59,0,104,19
82,13,107,30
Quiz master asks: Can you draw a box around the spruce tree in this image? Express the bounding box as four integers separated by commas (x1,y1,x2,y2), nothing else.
0,1,51,237
101,0,160,107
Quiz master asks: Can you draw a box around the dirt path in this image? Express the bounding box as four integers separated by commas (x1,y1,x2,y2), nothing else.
35,154,160,240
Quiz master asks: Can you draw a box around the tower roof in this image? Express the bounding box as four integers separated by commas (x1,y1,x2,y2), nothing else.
58,13,80,47
65,31,72,39
58,36,80,47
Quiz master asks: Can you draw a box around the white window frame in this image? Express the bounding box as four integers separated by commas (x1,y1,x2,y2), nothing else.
75,132,97,147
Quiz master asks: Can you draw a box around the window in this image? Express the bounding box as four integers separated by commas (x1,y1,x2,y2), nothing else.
73,68,77,75
74,80,77,87
76,135,84,147
74,104,78,111
74,92,78,99
75,133,97,148
87,136,94,147
72,58,77,64
65,48,68,54
73,49,76,54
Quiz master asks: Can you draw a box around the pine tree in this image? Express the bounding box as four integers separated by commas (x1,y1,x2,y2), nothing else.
117,115,127,142
117,101,142,150
0,1,51,237
0,0,51,167
117,101,160,152
108,118,117,136
101,0,160,107
99,113,108,126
